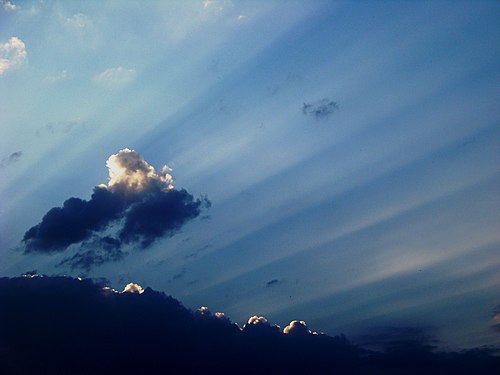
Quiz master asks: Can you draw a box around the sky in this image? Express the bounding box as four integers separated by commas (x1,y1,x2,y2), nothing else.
0,0,499,352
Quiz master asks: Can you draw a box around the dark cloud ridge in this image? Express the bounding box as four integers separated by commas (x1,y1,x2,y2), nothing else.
1,275,498,375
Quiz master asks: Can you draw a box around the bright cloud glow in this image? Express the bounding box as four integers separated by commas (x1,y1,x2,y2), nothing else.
0,37,26,75
122,283,144,294
104,148,173,193
247,315,268,325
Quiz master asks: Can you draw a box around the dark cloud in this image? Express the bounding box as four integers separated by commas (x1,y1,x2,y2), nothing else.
57,236,125,272
0,151,21,168
22,149,209,268
302,98,339,119
119,188,207,248
283,320,313,336
266,278,280,287
23,187,127,253
1,275,498,375
355,326,438,352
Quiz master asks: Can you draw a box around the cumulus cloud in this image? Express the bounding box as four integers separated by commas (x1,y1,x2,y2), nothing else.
22,149,209,269
0,151,21,168
283,320,312,336
242,315,281,337
1,275,498,375
302,98,339,120
94,67,136,88
0,36,27,75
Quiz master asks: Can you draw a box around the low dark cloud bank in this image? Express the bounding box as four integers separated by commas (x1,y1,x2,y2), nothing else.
1,275,498,375
22,149,209,269
302,98,339,119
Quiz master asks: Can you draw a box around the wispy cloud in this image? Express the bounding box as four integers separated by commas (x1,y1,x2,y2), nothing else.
0,36,27,75
64,13,92,30
2,1,17,12
0,151,22,168
36,120,84,137
43,70,68,84
93,66,136,88
302,98,339,120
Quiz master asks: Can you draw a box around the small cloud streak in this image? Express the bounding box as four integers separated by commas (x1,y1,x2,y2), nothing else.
43,70,68,84
302,98,339,120
0,151,22,168
266,279,280,287
36,120,84,136
94,66,136,88
0,37,27,75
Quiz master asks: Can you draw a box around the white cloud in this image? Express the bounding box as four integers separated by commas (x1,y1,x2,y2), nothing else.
202,0,232,12
64,13,92,30
93,66,136,88
246,316,268,325
121,283,144,294
43,70,68,84
2,1,17,11
0,36,27,75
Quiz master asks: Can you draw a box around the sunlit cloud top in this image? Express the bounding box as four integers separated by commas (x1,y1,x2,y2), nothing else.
104,148,174,194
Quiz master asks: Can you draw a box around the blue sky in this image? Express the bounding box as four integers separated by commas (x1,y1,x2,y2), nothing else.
1,0,499,350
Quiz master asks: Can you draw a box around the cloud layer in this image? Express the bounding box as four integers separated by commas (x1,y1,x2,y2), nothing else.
1,275,498,375
22,149,208,269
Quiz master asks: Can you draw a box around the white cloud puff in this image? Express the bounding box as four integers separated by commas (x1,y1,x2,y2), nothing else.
101,148,173,194
93,66,136,88
0,37,27,75
122,283,144,294
246,316,268,325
